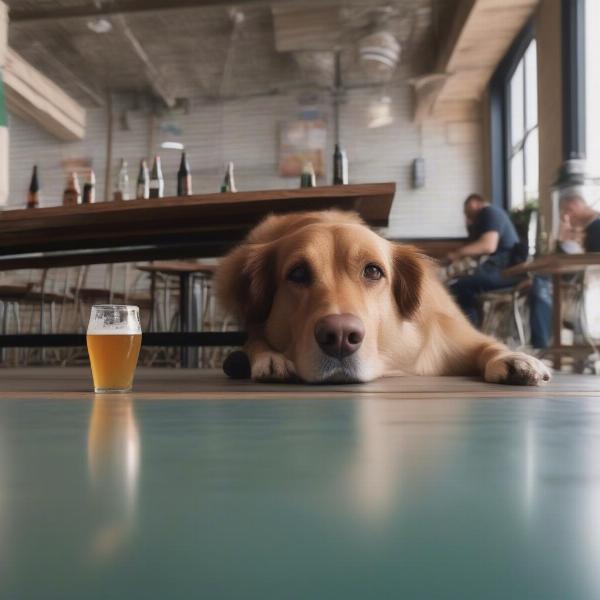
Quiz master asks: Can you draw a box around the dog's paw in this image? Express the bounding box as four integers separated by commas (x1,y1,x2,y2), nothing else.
223,350,251,379
251,352,297,382
484,352,552,386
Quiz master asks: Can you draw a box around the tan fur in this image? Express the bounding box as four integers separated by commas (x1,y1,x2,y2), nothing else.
216,210,551,385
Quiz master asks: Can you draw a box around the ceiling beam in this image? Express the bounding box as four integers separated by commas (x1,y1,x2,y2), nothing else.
3,48,86,141
8,0,284,22
435,0,477,75
28,41,105,107
413,0,539,121
112,14,176,108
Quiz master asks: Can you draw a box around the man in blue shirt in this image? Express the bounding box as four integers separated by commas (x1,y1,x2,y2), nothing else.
448,193,522,326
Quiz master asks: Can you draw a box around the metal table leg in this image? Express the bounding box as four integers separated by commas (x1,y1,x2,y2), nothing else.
552,273,562,371
179,273,197,368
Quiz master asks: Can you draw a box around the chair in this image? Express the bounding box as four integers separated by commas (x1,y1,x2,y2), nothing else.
479,279,531,348
19,268,81,365
0,266,83,365
576,265,600,373
0,283,33,365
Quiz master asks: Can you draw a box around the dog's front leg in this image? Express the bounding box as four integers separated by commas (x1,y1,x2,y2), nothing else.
245,334,297,382
476,340,551,386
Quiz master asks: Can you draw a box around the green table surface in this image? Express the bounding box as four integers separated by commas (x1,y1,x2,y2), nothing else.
2,381,600,598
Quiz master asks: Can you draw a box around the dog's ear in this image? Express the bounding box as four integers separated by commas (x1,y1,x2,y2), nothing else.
216,242,277,325
391,244,426,320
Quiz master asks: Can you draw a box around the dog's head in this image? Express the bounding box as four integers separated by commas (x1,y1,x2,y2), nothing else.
217,210,428,383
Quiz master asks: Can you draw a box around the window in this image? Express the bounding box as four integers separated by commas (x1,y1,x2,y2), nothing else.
489,23,538,210
586,0,600,179
507,39,538,209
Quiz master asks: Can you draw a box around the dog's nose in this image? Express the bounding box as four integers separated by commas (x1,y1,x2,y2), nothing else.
314,314,365,359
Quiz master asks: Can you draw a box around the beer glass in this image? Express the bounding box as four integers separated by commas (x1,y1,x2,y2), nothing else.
87,305,142,393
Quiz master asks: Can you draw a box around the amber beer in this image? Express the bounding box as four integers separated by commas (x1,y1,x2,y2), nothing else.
87,305,142,393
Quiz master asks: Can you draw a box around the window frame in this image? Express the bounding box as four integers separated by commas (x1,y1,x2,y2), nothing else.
508,40,538,209
564,0,586,161
489,22,536,210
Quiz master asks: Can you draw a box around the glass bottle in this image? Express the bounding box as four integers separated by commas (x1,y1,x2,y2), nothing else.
136,159,149,199
27,165,40,208
82,169,96,204
333,144,348,185
63,172,81,206
149,156,164,198
220,162,236,193
114,159,130,201
300,162,316,188
177,152,192,196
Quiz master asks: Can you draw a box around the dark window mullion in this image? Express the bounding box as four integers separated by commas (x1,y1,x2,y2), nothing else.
522,53,528,197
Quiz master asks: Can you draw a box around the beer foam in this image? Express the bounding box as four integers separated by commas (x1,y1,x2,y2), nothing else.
87,306,141,335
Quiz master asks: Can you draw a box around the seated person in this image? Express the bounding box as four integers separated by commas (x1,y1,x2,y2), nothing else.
448,193,521,326
529,192,600,349
560,193,600,251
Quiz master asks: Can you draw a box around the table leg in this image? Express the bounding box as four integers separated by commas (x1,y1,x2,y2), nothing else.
149,272,156,331
179,273,190,367
179,273,198,368
552,273,562,371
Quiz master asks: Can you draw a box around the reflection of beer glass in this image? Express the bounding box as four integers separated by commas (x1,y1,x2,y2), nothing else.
88,394,140,559
87,305,142,393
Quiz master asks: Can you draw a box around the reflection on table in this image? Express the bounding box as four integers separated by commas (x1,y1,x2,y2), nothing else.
87,394,140,562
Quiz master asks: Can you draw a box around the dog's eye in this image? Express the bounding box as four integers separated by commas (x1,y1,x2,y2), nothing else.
363,263,384,281
287,263,312,285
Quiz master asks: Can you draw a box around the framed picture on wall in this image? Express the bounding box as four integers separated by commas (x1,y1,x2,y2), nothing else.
279,120,326,177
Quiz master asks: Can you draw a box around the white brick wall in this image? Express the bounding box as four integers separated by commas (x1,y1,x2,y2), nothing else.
7,81,482,239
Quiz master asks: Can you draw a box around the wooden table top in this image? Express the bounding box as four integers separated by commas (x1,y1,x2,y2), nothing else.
503,252,600,278
0,183,394,270
136,261,218,276
402,237,466,259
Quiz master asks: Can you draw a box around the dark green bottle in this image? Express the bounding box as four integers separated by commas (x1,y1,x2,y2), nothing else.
333,144,348,185
300,162,316,188
177,152,192,196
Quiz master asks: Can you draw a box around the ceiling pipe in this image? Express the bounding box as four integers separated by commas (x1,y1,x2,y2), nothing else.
112,14,176,108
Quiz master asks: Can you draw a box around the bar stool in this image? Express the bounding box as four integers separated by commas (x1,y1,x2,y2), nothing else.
135,261,218,367
479,279,531,349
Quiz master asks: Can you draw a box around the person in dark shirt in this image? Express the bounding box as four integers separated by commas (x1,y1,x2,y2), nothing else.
448,193,522,326
529,193,600,348
588,219,600,251
559,194,600,251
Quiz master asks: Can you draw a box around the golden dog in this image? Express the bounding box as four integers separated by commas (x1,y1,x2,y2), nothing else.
217,210,551,385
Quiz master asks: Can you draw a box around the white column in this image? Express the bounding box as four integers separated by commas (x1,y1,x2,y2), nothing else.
0,1,8,208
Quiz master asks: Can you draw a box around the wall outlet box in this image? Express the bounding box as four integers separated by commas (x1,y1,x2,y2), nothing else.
412,157,425,188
